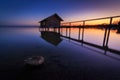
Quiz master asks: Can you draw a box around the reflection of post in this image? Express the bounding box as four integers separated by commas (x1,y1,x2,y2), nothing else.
105,17,113,48
66,27,68,37
103,27,108,47
78,26,81,40
69,23,71,38
82,21,85,42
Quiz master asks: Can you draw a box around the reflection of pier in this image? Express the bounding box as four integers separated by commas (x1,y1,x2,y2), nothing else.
39,15,120,54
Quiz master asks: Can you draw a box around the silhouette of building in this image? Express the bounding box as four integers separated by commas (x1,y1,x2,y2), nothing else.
39,13,63,28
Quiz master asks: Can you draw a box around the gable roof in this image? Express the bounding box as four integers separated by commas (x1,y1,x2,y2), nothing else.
39,13,63,23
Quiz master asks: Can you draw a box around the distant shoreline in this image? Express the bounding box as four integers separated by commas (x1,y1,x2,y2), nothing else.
0,25,39,28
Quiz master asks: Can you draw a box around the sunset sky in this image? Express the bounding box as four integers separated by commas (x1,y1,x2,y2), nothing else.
0,0,120,26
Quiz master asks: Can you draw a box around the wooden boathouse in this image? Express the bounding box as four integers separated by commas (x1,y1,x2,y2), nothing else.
39,13,63,28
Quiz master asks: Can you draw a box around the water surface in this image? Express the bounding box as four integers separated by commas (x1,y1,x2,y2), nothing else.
0,27,120,80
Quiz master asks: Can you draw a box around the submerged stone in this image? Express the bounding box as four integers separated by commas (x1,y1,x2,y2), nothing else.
24,56,45,66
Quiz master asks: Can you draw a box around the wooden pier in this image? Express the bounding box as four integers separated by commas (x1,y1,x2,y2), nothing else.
39,15,120,54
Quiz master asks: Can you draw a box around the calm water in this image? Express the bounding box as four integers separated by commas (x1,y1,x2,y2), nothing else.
0,27,120,80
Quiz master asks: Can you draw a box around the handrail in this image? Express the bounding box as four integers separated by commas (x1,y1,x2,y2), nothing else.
61,15,120,24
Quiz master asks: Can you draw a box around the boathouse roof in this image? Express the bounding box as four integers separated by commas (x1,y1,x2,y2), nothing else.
39,13,63,23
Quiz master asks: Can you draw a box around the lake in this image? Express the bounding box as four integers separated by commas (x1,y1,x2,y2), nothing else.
0,27,120,80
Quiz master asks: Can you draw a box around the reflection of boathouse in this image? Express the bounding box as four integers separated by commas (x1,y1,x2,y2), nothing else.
39,13,63,28
41,31,62,46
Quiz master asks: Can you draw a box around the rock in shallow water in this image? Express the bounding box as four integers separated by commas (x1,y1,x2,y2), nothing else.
24,56,45,66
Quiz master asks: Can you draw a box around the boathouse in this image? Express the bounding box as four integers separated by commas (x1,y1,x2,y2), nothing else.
39,13,63,28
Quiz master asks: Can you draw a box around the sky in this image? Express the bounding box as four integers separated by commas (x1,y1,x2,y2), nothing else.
0,0,120,26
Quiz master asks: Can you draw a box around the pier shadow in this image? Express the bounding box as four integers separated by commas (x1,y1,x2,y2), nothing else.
41,31,62,46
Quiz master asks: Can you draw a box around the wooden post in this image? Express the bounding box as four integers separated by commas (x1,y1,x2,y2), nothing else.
66,27,67,36
117,22,120,33
78,26,81,40
54,27,55,32
105,17,113,48
69,23,71,38
103,27,108,47
58,26,60,34
61,27,63,35
47,27,49,31
82,21,85,42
